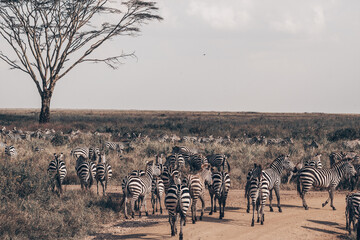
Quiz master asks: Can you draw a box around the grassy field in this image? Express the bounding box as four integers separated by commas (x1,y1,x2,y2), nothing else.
0,109,360,239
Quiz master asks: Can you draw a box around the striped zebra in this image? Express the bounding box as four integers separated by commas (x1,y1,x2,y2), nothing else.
75,155,96,190
151,176,165,214
89,146,101,162
164,180,191,240
329,151,354,167
345,192,360,234
47,153,67,194
95,153,113,196
212,170,231,219
304,154,322,169
206,154,231,173
166,153,185,171
120,160,161,219
71,147,89,159
244,164,262,213
5,145,17,157
248,164,263,226
349,163,360,191
105,141,128,154
257,155,295,225
121,169,146,211
297,159,356,210
172,146,196,165
189,154,208,172
185,163,212,223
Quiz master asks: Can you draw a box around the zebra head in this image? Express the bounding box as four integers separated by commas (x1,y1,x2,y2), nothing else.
343,161,357,178
201,163,212,186
147,160,161,177
278,155,295,172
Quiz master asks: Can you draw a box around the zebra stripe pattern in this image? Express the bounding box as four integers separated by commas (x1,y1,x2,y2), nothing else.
186,164,212,223
166,153,185,171
165,182,191,240
151,176,165,214
121,161,161,219
304,154,322,169
47,153,67,194
258,155,295,225
189,154,208,172
212,171,231,219
207,154,231,172
95,153,113,196
71,147,89,159
89,146,101,162
345,192,360,234
5,145,17,157
76,156,96,190
297,160,356,210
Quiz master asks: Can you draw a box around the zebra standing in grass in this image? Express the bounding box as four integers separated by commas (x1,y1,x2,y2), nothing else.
89,146,101,162
185,163,212,224
248,164,263,226
47,153,67,194
172,146,196,166
71,147,89,159
297,159,356,210
95,153,112,196
189,154,208,172
207,154,231,172
151,176,165,214
304,154,323,169
257,155,295,225
5,145,17,157
120,160,161,219
165,177,191,240
212,170,231,219
75,155,96,190
105,141,128,154
166,153,185,171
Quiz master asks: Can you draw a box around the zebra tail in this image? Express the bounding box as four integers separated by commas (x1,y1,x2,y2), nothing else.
56,169,62,193
226,157,231,173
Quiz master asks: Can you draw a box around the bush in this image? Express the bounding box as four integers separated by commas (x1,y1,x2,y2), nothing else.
51,133,69,146
327,128,359,142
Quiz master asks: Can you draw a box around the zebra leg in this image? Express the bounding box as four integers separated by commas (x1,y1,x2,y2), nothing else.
130,197,136,218
199,194,205,221
251,200,256,226
101,181,106,196
246,190,251,213
180,214,185,240
269,189,274,212
218,197,223,219
322,188,331,208
209,192,214,215
124,196,129,219
214,194,217,213
159,193,163,214
170,215,176,236
274,186,282,212
256,197,260,223
143,195,149,216
329,188,336,210
151,193,155,215
302,191,309,210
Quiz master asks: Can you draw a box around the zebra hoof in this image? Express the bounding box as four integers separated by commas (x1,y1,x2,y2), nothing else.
209,212,213,215
199,216,202,221
305,206,309,210
261,221,264,225
332,207,336,211
246,209,250,213
160,209,163,214
269,208,274,212
278,208,282,213
322,203,326,208
257,218,260,223
251,221,254,227
179,233,183,240
145,212,149,216
192,219,196,224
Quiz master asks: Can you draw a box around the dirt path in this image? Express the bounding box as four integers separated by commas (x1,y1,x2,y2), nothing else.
79,186,351,240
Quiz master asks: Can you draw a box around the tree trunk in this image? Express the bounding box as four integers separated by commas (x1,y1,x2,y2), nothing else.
39,91,52,124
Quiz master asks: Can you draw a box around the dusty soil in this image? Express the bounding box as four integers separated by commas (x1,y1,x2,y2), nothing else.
74,185,352,240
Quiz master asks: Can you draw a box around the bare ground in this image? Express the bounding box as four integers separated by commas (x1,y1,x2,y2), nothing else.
71,185,351,240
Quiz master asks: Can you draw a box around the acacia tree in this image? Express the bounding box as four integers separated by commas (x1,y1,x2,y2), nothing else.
0,0,162,123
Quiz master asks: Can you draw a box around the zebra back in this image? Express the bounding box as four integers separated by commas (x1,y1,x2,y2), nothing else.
207,154,230,172
48,153,67,186
5,145,17,157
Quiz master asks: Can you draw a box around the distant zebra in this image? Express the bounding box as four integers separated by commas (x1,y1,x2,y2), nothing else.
71,147,89,159
166,153,185,170
5,145,17,157
189,154,208,172
297,159,356,210
151,176,165,214
105,141,128,154
345,192,360,234
89,146,101,162
165,180,191,240
258,155,295,225
329,151,351,167
207,154,231,172
172,146,196,165
212,170,231,219
75,155,96,190
185,164,212,223
95,153,112,196
120,161,161,218
304,154,322,169
47,153,67,194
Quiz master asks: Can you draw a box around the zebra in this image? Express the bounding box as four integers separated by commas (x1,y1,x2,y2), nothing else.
349,163,360,191
47,153,67,195
105,141,128,154
166,153,185,171
95,153,113,196
297,159,356,210
304,153,322,169
172,145,196,165
5,145,17,157
151,176,165,214
329,151,353,167
345,192,360,234
164,180,191,240
121,169,146,211
257,155,295,225
75,155,96,190
120,160,161,219
248,164,263,226
89,146,101,162
185,163,212,224
212,170,231,219
189,154,208,172
71,147,89,159
206,154,231,172
244,163,262,213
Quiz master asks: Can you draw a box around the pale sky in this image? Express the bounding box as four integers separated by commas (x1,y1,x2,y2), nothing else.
0,0,359,113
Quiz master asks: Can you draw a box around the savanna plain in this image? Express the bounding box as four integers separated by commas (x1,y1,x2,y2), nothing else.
1,109,360,240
